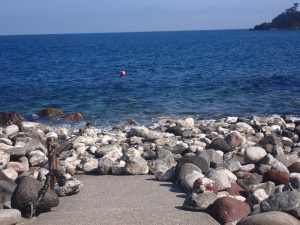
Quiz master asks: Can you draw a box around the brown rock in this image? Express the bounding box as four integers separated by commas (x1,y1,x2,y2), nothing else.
193,178,219,194
208,197,251,224
0,112,23,126
6,162,27,174
288,162,300,173
226,183,247,197
38,108,64,118
235,171,256,179
225,131,243,149
262,170,290,185
64,112,83,121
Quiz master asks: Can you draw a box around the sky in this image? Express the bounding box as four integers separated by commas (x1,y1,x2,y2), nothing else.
0,0,298,35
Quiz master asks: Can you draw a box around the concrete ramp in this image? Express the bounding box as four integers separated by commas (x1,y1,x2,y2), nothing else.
19,175,219,225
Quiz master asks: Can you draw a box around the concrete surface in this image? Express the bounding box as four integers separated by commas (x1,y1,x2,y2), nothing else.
19,175,220,225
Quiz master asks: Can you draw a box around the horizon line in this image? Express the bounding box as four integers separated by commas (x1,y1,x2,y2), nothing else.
0,28,249,37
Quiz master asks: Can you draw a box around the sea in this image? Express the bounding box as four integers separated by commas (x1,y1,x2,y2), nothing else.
0,30,300,128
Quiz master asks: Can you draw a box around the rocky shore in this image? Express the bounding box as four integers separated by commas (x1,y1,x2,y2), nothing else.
0,112,300,225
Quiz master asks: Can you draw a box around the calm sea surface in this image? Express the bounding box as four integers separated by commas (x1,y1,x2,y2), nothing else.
0,30,300,126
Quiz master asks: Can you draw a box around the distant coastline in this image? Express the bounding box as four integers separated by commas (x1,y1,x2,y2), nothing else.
251,3,300,31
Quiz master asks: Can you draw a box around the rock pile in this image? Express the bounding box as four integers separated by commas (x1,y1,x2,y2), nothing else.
0,114,300,224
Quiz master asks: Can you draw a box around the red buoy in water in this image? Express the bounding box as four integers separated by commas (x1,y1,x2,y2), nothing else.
120,70,126,77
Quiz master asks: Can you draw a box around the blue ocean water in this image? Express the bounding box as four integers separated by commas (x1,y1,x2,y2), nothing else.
0,30,300,126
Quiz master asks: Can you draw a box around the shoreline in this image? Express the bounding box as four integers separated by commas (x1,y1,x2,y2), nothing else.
0,114,300,224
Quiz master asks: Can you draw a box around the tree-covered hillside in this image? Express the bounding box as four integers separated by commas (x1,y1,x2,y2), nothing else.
252,3,300,30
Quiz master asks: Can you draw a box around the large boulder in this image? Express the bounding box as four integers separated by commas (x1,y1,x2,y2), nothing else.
0,209,22,225
177,163,202,182
125,157,149,175
207,169,236,191
98,157,114,175
11,177,59,214
0,112,23,126
82,158,99,173
225,131,243,149
38,108,64,118
3,125,19,136
237,211,300,225
208,197,251,224
261,191,300,213
175,154,210,177
64,113,83,121
207,138,231,153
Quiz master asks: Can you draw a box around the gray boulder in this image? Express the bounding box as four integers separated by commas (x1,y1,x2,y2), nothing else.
177,163,202,182
11,177,59,214
98,157,114,175
183,192,218,211
175,154,210,177
125,157,149,175
261,190,300,213
207,138,231,153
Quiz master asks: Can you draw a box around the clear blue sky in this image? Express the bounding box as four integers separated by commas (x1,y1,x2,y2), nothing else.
0,0,298,35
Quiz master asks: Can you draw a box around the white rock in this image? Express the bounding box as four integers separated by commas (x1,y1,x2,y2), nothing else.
253,188,269,203
230,122,255,134
271,125,281,133
124,148,141,158
76,146,89,155
0,138,12,146
225,117,238,124
3,125,19,136
100,135,112,143
46,131,58,139
28,150,47,167
245,146,267,163
286,123,295,131
0,143,13,150
183,171,204,190
1,168,18,181
177,118,195,127
216,150,224,157
240,164,255,172
55,177,83,197
83,128,96,137
207,169,232,191
82,158,99,173
88,146,97,154
0,151,10,169
125,156,149,175
217,191,230,198
55,127,69,138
